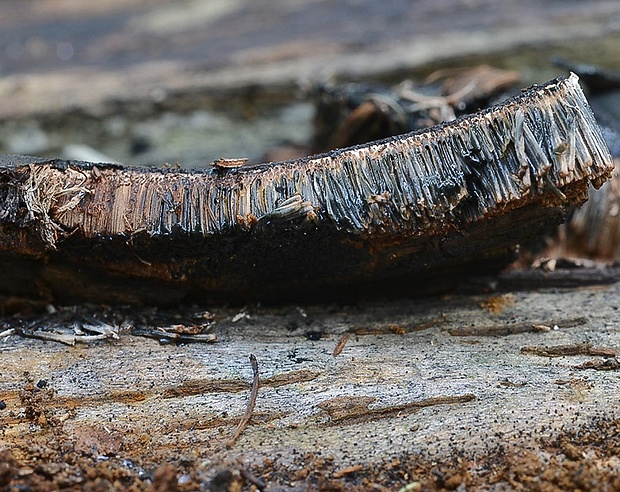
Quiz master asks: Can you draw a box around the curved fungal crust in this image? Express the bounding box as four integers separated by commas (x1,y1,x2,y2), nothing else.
28,73,610,248
0,75,614,302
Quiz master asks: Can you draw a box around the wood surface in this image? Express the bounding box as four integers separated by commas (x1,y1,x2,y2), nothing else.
1,276,619,489
1,1,619,490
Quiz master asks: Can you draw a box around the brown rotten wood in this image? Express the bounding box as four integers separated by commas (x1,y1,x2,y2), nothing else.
0,75,613,305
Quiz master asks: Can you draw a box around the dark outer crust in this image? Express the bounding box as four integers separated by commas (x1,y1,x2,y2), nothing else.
0,75,613,304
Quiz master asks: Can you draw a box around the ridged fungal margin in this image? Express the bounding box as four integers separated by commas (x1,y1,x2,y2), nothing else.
0,74,614,303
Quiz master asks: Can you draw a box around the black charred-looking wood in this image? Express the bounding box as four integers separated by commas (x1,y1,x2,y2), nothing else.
0,75,613,305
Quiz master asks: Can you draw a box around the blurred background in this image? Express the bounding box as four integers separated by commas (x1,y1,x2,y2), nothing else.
0,0,618,168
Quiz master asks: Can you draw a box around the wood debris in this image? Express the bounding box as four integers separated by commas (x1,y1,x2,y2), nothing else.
572,358,620,370
227,354,260,449
312,65,520,152
520,342,618,357
332,333,351,357
427,65,521,108
317,394,476,426
210,157,249,169
2,305,216,345
0,328,15,338
0,75,614,304
130,327,217,345
12,316,120,346
449,317,587,337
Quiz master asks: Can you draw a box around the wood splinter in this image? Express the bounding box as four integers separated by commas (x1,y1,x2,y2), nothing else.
0,74,613,304
333,333,351,357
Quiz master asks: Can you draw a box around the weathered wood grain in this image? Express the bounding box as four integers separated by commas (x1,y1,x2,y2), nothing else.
1,278,619,489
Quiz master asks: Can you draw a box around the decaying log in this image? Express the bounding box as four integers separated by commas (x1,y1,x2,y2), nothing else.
0,74,613,304
312,65,520,152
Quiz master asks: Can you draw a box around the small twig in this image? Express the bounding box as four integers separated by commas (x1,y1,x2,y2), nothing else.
520,342,618,357
0,328,15,338
15,328,115,345
227,354,260,449
332,464,364,479
398,79,477,122
588,346,619,357
239,465,267,490
333,333,351,357
365,93,409,127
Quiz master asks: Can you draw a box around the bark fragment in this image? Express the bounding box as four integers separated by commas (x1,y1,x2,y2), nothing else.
0,75,613,304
